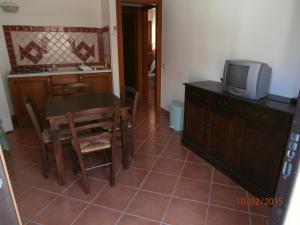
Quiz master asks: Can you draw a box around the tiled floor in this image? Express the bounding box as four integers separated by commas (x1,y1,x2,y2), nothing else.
4,103,270,225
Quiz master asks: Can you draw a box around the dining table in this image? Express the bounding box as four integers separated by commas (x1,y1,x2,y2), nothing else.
46,92,130,185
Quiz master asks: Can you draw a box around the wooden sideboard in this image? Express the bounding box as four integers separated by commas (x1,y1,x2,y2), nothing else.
183,81,296,198
9,72,112,121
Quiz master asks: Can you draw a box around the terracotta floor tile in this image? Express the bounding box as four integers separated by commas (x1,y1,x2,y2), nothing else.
251,214,269,225
164,198,207,225
153,157,184,175
134,131,151,141
6,159,33,178
162,145,188,160
94,185,136,211
63,178,106,202
182,162,212,181
87,164,121,181
132,154,157,170
207,206,250,225
20,149,42,164
213,169,239,187
142,172,177,195
138,142,165,156
17,189,57,219
73,205,121,225
13,165,46,187
37,171,77,193
168,136,182,146
174,178,210,203
187,151,209,165
147,134,171,145
33,197,87,225
116,168,148,187
11,182,31,199
210,184,248,211
126,191,170,221
134,141,144,151
118,214,160,225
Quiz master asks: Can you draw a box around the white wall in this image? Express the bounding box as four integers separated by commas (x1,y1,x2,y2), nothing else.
161,0,300,110
108,0,120,97
148,8,156,50
0,0,112,114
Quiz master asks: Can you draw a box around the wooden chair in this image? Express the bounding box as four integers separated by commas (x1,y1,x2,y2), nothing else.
122,87,140,158
24,96,71,178
63,82,95,95
66,106,119,193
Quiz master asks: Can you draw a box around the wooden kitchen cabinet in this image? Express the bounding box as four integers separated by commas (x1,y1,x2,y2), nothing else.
9,76,52,120
8,72,112,121
79,72,112,93
182,81,295,198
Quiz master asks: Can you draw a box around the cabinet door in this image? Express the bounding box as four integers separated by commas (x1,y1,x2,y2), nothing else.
184,102,210,149
209,113,241,169
9,77,51,120
240,126,286,197
79,73,112,93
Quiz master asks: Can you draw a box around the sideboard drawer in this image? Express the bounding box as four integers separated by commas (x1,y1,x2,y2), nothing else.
51,74,78,85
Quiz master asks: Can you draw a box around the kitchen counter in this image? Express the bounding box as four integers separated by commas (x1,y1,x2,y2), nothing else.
7,67,112,78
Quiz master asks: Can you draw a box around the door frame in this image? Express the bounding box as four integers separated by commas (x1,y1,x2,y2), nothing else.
116,0,162,109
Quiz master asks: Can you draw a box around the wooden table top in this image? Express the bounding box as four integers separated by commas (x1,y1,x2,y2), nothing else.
46,93,128,120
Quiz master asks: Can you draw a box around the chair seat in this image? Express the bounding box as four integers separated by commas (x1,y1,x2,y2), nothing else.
77,137,111,153
42,128,71,143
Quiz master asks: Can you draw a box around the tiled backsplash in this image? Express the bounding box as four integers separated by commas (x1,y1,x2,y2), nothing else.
3,25,110,72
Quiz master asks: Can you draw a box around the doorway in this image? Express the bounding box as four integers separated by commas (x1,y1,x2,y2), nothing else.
116,0,162,109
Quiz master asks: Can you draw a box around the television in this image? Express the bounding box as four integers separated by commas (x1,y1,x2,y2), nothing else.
223,59,272,100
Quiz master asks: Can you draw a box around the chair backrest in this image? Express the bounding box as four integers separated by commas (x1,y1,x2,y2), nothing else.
24,96,44,142
123,87,140,122
66,107,119,154
63,82,95,95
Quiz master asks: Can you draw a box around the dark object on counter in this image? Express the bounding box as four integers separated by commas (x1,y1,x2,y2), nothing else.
10,68,48,74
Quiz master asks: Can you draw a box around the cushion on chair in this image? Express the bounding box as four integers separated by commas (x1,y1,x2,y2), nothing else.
78,138,111,153
42,128,71,143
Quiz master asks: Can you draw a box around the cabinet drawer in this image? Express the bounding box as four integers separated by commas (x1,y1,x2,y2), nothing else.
240,104,292,133
186,86,213,105
212,94,237,115
51,74,78,85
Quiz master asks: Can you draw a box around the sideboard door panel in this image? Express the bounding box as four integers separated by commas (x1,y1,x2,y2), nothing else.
240,126,286,196
185,102,210,150
209,113,241,169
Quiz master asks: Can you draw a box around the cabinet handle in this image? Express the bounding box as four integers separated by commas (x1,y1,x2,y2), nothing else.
236,139,241,151
205,123,211,133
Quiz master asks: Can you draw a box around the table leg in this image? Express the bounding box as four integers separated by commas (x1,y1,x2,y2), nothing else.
50,123,65,185
121,110,129,169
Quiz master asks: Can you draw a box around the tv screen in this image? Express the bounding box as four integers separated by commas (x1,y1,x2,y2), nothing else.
226,64,249,89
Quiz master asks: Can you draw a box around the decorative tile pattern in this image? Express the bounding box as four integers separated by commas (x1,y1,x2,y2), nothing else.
3,25,110,71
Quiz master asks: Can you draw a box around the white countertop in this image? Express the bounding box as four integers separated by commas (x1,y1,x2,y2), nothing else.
7,67,112,78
